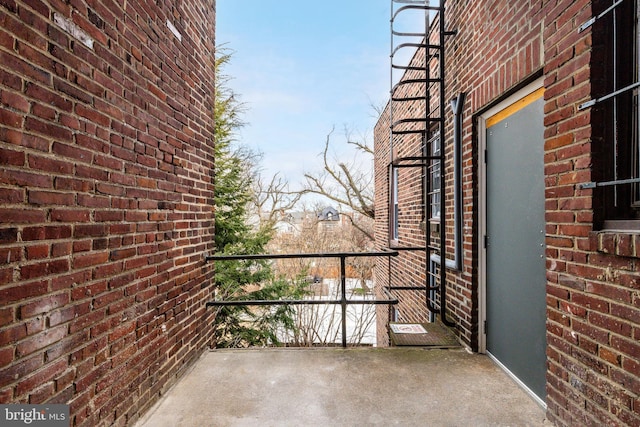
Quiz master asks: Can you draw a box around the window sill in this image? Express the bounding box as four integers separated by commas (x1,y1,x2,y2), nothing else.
603,220,640,231
593,229,640,258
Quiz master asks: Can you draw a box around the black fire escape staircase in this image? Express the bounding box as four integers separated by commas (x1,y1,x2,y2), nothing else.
387,0,455,327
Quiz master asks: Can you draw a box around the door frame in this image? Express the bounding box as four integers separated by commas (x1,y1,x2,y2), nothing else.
477,78,546,406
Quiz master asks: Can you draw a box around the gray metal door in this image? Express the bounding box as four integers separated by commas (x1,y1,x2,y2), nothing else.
486,93,547,402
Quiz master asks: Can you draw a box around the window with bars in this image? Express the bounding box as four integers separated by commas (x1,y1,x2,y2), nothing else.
428,131,441,220
589,0,640,227
390,166,399,242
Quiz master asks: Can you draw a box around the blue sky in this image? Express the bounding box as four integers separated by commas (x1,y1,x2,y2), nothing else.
215,1,393,188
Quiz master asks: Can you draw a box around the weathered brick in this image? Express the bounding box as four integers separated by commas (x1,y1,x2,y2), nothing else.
0,346,14,369
72,240,91,253
51,241,72,257
50,209,90,222
93,262,123,280
51,141,92,163
0,281,48,304
44,330,88,362
611,367,640,395
611,335,640,360
0,146,25,166
0,308,14,329
78,165,110,182
73,361,110,394
68,308,106,334
28,154,73,174
20,259,69,280
0,354,42,389
28,382,55,404
0,323,27,347
53,77,93,104
22,225,72,241
1,90,30,113
25,116,72,141
24,82,72,112
73,251,108,269
75,104,110,127
108,321,136,343
0,106,24,128
16,358,67,396
25,244,49,259
74,224,106,238
611,303,640,324
0,227,18,244
0,168,52,188
19,293,69,319
28,190,75,206
16,324,67,357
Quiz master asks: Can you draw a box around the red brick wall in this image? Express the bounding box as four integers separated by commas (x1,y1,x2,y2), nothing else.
545,0,640,425
0,1,216,425
377,0,640,425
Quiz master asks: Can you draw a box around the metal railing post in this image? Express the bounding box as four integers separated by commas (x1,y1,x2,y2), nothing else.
340,255,347,348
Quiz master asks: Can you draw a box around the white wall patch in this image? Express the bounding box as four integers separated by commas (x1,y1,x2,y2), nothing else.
53,13,94,49
166,20,182,42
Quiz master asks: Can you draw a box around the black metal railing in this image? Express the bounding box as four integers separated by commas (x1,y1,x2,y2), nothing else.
205,250,399,348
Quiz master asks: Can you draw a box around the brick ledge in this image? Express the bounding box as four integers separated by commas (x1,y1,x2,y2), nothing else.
592,231,640,258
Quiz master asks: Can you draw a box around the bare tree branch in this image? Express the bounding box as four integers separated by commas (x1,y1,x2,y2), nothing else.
338,162,374,218
339,211,374,241
252,173,303,228
347,139,373,155
298,126,374,222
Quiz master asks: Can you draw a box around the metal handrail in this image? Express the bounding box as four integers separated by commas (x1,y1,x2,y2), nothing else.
206,250,399,348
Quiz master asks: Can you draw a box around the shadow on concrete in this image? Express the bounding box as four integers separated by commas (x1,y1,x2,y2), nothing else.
136,348,548,426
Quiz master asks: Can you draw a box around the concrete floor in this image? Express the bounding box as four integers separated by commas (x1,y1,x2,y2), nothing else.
136,348,549,427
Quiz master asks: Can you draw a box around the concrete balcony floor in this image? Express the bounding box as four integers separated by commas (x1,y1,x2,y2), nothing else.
136,348,549,426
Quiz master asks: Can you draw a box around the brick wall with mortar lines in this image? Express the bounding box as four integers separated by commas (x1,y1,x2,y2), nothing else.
0,1,216,426
544,0,640,425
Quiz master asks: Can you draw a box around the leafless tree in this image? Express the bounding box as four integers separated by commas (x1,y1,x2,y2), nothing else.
267,210,377,346
252,173,302,228
300,126,375,240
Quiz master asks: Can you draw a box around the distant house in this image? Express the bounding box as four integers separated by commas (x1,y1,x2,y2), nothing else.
317,207,340,233
317,207,339,222
273,207,344,235
273,210,312,235
374,1,640,426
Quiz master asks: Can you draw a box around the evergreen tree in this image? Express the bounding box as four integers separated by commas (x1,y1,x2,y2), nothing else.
212,50,305,347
